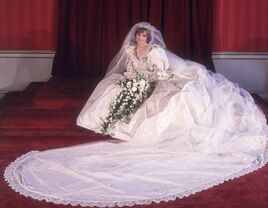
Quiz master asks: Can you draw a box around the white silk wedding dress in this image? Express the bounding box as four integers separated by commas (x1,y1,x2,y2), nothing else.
4,25,268,207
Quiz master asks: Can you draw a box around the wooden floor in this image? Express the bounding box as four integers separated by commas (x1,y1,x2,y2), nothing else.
0,76,268,208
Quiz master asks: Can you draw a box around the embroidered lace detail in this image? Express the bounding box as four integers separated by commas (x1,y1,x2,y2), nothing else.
4,151,268,207
125,44,172,81
125,45,150,68
150,64,173,80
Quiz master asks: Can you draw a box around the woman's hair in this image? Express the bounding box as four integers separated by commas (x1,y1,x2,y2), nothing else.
135,27,152,43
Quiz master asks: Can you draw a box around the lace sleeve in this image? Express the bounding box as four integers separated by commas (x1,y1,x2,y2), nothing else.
148,45,172,80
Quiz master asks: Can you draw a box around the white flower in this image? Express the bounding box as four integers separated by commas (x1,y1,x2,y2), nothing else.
138,85,145,92
139,79,146,87
127,81,132,87
131,86,137,92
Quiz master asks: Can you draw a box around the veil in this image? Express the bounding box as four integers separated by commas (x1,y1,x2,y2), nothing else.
105,22,187,77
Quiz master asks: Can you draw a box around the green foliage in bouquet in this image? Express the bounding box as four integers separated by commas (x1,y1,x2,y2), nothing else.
100,73,156,135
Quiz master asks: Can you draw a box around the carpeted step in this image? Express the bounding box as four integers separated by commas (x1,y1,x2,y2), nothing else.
0,135,107,150
0,127,97,137
29,77,99,110
0,109,79,129
0,82,45,113
31,95,90,110
35,76,100,97
1,76,268,208
0,92,21,111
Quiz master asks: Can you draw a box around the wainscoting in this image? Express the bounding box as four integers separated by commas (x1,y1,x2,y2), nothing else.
213,52,268,100
0,51,55,98
1,51,268,101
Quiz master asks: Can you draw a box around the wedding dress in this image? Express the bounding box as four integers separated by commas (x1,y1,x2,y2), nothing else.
4,22,268,207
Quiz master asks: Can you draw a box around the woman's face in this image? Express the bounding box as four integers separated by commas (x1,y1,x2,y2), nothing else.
135,31,148,46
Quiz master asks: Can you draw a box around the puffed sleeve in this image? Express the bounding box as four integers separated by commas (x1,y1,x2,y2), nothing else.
147,45,172,80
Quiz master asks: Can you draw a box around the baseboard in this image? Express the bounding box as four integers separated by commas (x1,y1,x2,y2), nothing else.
212,52,268,60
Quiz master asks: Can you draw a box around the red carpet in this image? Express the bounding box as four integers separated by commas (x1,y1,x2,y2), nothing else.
0,76,268,208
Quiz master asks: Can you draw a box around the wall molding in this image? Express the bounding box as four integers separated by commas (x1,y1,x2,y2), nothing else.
0,50,55,58
212,52,268,60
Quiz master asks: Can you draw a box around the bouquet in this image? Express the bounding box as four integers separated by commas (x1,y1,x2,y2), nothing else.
100,73,156,135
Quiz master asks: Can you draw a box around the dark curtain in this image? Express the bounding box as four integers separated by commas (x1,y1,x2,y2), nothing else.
52,0,214,77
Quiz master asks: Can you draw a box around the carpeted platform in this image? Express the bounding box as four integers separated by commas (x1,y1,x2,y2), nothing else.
0,76,268,208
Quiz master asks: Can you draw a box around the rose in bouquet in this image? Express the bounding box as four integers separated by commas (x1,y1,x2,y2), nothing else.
100,73,156,135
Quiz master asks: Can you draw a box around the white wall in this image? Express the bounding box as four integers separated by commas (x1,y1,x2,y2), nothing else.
212,52,268,101
0,51,55,98
1,51,268,101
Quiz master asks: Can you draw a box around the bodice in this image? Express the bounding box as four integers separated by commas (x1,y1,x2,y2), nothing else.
124,44,172,81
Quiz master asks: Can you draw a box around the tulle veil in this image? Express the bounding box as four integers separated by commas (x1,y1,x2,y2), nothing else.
105,22,187,77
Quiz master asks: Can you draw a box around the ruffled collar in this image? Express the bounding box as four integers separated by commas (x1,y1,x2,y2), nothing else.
125,44,156,63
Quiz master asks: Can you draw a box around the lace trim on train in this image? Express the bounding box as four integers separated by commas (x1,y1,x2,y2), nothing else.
4,151,268,207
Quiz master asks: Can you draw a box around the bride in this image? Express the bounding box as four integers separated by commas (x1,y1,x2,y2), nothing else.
4,22,268,207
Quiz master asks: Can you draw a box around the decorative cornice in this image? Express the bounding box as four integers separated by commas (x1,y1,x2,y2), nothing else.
212,52,268,60
0,50,55,58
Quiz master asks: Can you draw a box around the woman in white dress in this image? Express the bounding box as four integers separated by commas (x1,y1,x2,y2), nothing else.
5,22,268,207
